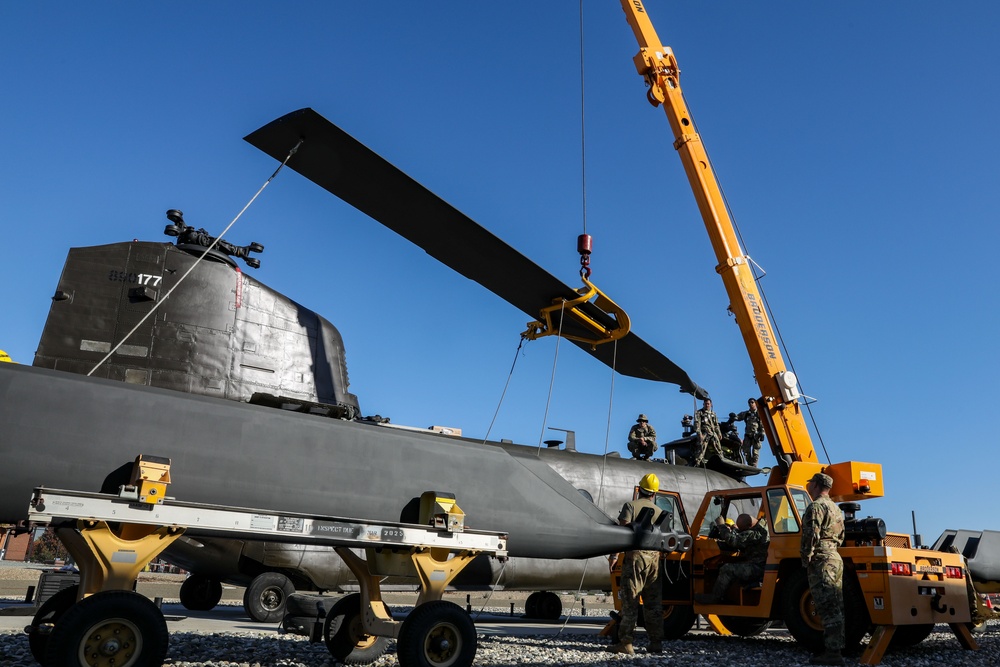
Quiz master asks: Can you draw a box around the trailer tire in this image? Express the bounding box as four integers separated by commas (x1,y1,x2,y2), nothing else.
398,600,477,667
244,572,295,623
179,574,223,611
781,569,869,653
27,584,79,664
44,590,168,667
324,593,390,664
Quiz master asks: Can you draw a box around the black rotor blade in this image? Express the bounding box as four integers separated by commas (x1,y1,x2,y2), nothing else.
245,108,707,398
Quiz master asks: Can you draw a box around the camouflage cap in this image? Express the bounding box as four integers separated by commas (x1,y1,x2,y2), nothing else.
808,472,834,489
637,414,648,422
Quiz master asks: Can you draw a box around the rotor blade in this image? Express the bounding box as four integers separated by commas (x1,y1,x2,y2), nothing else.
245,108,707,398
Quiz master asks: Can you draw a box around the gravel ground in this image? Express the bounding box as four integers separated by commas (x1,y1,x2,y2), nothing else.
3,565,997,666
1,619,997,666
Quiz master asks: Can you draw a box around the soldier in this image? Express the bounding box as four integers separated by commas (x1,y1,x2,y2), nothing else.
627,414,658,460
694,512,770,604
608,473,664,655
801,472,846,666
690,398,723,467
737,398,765,467
720,412,742,461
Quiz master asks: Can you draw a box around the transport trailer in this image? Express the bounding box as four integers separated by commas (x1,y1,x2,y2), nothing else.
23,455,508,667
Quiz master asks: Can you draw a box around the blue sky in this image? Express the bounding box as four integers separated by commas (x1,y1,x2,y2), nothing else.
1,1,997,544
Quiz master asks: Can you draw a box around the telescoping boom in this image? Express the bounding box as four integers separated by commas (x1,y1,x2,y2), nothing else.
619,0,880,501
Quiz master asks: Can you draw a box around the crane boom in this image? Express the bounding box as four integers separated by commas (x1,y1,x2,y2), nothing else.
619,1,882,501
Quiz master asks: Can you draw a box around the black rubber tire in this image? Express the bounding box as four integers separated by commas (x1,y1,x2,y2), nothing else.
244,572,295,623
27,584,79,664
44,590,168,667
781,569,826,652
523,591,541,618
717,615,773,637
397,600,477,667
661,604,696,640
888,623,935,649
781,569,870,653
323,593,390,664
536,591,562,620
179,574,223,611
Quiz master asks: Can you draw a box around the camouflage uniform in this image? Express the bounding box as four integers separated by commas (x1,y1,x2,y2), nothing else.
800,494,846,652
710,519,770,600
617,496,664,646
737,407,764,467
627,422,658,460
691,406,723,466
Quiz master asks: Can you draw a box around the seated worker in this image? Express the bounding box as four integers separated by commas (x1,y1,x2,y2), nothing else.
695,513,770,604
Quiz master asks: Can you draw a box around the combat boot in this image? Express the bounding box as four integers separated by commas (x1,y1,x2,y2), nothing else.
607,642,635,655
647,641,663,654
809,650,845,666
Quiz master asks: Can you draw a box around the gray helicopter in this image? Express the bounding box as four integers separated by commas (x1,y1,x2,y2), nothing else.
0,109,762,623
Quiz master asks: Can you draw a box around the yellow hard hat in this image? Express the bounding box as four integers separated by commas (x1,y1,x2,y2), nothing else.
639,473,659,494
725,518,736,527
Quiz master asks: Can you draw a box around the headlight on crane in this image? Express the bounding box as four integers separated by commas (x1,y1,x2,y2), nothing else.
776,371,801,402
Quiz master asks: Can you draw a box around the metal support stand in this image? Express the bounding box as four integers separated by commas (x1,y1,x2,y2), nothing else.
55,521,184,598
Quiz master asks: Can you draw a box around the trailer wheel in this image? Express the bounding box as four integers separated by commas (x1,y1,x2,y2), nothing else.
44,590,168,667
323,593,390,664
244,572,295,622
179,574,223,611
661,604,696,640
717,615,773,636
397,600,477,667
27,585,79,664
782,569,870,653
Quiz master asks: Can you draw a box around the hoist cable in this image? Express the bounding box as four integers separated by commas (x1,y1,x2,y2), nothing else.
578,0,588,237
536,301,566,454
483,337,525,443
86,140,303,377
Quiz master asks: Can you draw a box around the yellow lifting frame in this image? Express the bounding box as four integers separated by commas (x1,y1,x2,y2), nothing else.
522,275,631,349
335,544,486,640
55,520,185,599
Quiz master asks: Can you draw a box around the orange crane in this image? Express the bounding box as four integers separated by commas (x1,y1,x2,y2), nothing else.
607,2,980,662
619,0,879,499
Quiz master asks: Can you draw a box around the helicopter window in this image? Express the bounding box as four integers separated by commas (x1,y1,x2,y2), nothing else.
767,488,801,534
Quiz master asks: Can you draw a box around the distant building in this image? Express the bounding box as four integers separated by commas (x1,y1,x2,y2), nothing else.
0,526,32,562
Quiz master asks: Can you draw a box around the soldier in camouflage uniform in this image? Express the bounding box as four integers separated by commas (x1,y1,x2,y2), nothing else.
608,473,664,655
694,513,770,604
737,398,765,467
800,472,846,666
627,414,658,460
691,398,723,467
